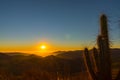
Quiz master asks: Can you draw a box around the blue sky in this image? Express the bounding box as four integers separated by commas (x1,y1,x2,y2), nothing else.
0,0,120,52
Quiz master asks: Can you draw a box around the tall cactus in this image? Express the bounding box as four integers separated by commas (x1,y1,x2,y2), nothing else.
83,14,120,80
98,14,112,80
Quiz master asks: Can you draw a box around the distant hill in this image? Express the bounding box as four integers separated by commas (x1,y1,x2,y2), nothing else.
0,48,119,77
0,51,85,76
54,48,120,60
2,52,30,56
55,50,83,59
111,48,120,59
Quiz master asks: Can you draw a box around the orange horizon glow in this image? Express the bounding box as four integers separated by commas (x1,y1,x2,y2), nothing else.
0,42,120,57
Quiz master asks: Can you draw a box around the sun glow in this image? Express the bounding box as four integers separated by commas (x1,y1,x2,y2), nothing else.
36,42,54,57
40,45,46,50
36,43,49,57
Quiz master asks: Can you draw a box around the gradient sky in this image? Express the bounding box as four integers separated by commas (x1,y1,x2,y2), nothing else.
0,0,120,53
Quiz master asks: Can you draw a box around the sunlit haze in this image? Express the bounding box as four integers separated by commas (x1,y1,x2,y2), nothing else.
41,45,46,50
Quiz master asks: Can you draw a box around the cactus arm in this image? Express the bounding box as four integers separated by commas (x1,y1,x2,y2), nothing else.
83,48,97,80
92,47,100,75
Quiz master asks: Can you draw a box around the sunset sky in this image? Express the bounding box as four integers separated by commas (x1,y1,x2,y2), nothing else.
0,0,120,54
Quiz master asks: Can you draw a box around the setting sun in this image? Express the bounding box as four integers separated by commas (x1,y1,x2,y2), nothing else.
40,45,46,50
37,44,50,57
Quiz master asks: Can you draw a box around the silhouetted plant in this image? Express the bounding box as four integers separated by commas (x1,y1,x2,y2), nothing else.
83,14,120,80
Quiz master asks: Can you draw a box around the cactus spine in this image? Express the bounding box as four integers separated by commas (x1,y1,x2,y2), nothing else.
83,14,120,80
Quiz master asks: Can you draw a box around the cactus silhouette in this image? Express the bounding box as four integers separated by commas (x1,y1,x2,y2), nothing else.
83,14,120,80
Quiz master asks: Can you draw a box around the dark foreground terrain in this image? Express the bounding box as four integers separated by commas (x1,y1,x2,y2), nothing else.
0,48,120,80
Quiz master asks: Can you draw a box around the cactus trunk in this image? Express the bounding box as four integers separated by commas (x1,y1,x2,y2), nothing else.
99,14,112,80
